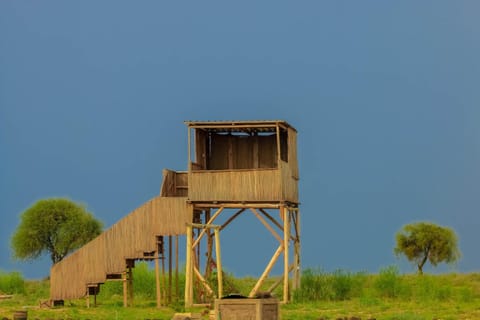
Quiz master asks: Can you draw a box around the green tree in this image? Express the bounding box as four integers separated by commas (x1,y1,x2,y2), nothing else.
11,198,103,264
394,222,460,274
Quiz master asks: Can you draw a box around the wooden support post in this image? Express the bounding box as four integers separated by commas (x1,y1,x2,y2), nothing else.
128,266,133,306
161,248,166,304
86,289,90,308
185,224,193,307
123,271,128,307
168,235,172,304
276,124,281,165
175,235,179,301
188,127,191,171
293,210,301,290
249,245,284,297
193,207,224,248
283,206,290,303
214,228,223,299
155,253,161,308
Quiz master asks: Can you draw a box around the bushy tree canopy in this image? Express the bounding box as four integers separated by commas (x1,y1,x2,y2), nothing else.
11,198,103,264
394,222,460,274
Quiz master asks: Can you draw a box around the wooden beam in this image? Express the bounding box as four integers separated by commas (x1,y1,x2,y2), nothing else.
250,208,282,244
193,266,215,297
128,266,133,306
191,203,281,209
293,210,301,290
185,224,193,307
175,235,179,300
168,235,172,304
276,124,281,166
192,207,224,248
259,208,283,231
220,208,245,231
249,244,284,297
214,228,223,299
253,133,259,169
268,264,295,293
123,271,127,307
283,206,290,303
155,253,161,308
188,127,192,171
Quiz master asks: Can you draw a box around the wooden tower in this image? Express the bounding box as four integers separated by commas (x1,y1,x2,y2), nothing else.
49,119,300,308
184,120,300,306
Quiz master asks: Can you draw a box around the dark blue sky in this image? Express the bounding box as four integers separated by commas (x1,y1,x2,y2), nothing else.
1,1,479,279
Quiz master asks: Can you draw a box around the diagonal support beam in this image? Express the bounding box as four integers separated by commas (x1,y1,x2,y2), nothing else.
220,208,246,231
193,207,224,248
193,265,215,297
249,244,284,297
250,208,283,244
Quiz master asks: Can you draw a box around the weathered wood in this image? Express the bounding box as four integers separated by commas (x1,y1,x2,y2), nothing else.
122,272,127,307
192,207,224,248
283,206,290,303
250,208,283,244
268,264,295,293
220,208,245,231
214,228,223,299
249,245,284,297
189,169,287,202
185,224,193,307
293,210,301,290
193,265,214,297
155,253,161,308
50,196,191,301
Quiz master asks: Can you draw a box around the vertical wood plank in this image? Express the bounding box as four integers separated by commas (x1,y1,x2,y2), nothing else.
283,206,290,303
168,235,172,304
155,253,161,308
185,224,193,307
214,228,223,299
123,272,127,307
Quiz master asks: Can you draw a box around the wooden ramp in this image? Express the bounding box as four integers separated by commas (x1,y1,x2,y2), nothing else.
50,195,191,301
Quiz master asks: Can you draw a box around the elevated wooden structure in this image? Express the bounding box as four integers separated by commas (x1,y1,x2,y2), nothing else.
184,120,300,306
50,120,300,307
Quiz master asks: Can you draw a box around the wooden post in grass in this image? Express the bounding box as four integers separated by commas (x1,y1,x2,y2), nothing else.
214,227,223,299
283,206,290,303
155,252,161,307
185,224,193,307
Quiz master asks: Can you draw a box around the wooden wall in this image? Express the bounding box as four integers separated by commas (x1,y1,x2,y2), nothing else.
188,169,284,202
208,133,277,170
160,169,188,197
189,126,299,203
50,196,191,300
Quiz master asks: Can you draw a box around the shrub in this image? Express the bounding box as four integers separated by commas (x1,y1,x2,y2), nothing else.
331,269,366,300
374,265,402,298
0,270,26,294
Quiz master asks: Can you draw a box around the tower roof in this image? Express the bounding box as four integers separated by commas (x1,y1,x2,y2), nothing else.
184,120,296,133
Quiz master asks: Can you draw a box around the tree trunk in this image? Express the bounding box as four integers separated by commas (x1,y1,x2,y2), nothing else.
418,253,428,275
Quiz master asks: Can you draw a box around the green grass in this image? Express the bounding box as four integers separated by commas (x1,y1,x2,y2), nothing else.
2,265,480,319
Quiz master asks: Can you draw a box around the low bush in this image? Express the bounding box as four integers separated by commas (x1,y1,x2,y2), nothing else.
374,265,403,298
0,270,25,294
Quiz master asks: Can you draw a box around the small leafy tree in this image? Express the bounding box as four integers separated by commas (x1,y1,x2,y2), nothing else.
394,222,460,274
11,198,103,264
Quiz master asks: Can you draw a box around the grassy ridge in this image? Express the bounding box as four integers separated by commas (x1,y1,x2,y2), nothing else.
1,265,480,319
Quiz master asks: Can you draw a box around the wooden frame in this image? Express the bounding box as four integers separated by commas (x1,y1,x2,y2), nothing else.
50,120,300,308
184,203,300,306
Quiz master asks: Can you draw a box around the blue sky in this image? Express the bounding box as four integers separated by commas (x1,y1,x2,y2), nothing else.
1,1,479,279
